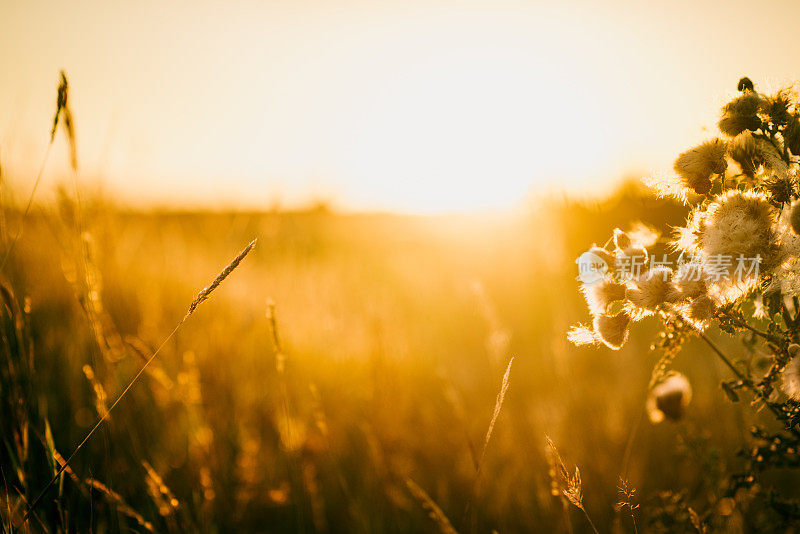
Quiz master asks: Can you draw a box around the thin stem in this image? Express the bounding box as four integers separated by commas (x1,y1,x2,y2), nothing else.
694,328,800,436
580,507,599,534
0,142,53,271
694,329,748,383
22,320,185,523
727,316,779,344
620,405,645,479
666,304,800,435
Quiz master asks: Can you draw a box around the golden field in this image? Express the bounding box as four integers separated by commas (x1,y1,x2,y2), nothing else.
1,185,778,533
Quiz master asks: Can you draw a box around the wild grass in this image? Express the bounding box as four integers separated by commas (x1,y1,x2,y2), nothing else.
1,73,794,533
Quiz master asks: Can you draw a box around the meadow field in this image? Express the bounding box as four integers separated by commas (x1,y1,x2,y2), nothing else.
1,183,785,533
6,1,800,530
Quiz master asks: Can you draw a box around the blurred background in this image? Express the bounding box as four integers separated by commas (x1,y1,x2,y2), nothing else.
3,0,800,532
3,0,800,212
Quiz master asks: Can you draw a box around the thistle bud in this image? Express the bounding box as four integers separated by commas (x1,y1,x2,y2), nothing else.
673,139,727,194
670,263,708,300
582,278,627,316
592,311,630,350
718,92,764,137
687,294,716,322
613,229,631,250
626,267,673,310
647,373,692,423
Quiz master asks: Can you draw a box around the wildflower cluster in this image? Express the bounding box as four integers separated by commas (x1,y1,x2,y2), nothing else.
570,77,800,528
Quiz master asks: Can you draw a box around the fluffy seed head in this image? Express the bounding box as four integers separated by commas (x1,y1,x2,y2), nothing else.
687,294,716,323
670,262,708,300
727,133,788,177
592,311,630,350
719,113,762,137
763,175,795,204
626,267,674,311
647,373,692,423
718,92,764,137
582,278,627,316
728,132,759,176
681,191,780,276
673,139,727,194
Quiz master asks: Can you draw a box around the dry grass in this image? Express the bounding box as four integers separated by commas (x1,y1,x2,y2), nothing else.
0,73,782,533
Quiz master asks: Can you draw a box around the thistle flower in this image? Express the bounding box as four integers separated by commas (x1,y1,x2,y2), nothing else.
681,191,780,276
592,311,630,350
647,373,692,423
673,139,727,195
719,92,764,136
687,294,716,323
782,344,800,400
763,174,795,204
763,90,792,126
727,132,787,177
728,132,759,176
626,266,674,311
670,261,708,300
581,278,626,316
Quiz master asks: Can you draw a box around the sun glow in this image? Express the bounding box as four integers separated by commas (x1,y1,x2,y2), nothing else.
4,0,800,212
336,37,621,213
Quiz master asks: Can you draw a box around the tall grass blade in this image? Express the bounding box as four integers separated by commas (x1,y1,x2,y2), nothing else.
22,238,256,523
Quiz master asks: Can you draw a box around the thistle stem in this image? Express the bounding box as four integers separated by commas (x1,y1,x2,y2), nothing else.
694,328,800,437
664,304,799,436
727,316,779,344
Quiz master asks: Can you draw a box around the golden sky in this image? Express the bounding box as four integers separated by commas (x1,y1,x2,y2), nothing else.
2,0,800,212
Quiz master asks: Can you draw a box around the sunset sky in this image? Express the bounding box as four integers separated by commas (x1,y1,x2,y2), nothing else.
2,0,800,212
